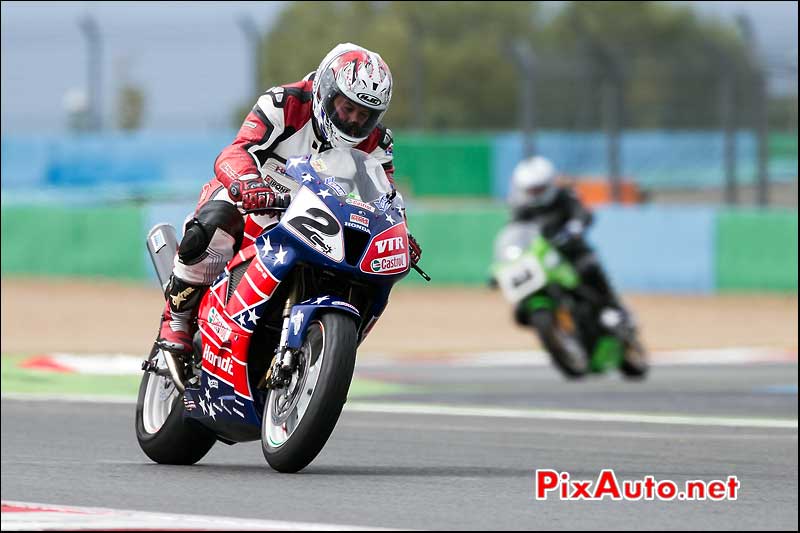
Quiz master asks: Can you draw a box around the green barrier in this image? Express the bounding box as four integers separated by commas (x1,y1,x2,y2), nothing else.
1,206,146,279
769,132,798,179
716,209,798,291
402,206,509,285
393,133,492,196
0,203,508,285
769,132,798,159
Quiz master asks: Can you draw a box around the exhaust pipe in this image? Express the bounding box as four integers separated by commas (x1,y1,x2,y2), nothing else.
148,225,187,393
146,223,178,291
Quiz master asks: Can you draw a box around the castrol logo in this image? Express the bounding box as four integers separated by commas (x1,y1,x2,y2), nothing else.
360,222,410,276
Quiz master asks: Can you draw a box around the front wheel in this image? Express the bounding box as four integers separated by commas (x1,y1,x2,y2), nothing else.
261,312,358,473
530,309,590,379
135,344,216,465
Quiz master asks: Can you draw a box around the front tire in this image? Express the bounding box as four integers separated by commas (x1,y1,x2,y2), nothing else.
530,309,590,379
135,344,216,465
261,312,358,473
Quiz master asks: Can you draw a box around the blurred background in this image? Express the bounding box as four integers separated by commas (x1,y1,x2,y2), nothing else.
1,1,797,353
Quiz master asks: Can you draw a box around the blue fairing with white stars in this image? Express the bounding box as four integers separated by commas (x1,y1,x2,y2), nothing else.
182,150,408,443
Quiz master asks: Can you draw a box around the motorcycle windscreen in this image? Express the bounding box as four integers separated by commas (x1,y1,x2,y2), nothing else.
308,148,394,204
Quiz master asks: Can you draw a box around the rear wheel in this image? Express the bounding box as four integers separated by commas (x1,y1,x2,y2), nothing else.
620,337,649,380
261,312,358,473
530,309,589,379
135,344,216,465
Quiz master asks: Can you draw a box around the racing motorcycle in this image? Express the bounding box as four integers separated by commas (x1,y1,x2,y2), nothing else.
136,148,428,472
491,221,648,380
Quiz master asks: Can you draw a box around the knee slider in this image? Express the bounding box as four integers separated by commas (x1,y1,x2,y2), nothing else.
178,200,244,265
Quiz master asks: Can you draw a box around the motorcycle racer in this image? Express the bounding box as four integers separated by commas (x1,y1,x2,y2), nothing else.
506,156,634,332
157,43,423,356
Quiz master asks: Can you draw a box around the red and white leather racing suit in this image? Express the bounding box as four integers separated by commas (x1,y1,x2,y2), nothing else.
173,73,396,286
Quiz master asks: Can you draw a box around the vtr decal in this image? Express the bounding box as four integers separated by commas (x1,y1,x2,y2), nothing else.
376,237,404,254
360,222,410,275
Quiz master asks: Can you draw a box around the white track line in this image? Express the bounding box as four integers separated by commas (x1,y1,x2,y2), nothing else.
0,500,389,531
2,394,795,429
344,402,798,430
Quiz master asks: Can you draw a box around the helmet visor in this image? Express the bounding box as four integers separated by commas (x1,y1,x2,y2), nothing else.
526,184,550,197
323,91,382,140
318,69,383,140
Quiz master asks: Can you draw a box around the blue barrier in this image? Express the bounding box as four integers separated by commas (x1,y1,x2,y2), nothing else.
0,137,50,188
492,130,767,200
2,130,793,206
588,205,716,293
2,132,235,204
493,131,607,199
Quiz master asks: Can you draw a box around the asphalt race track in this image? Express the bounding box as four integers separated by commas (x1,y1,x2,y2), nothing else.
1,361,797,530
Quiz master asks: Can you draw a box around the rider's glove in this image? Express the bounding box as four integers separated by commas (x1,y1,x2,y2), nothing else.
551,219,585,248
229,179,290,214
408,233,422,265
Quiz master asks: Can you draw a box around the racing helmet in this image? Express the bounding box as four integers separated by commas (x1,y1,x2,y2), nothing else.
509,156,558,207
312,43,393,148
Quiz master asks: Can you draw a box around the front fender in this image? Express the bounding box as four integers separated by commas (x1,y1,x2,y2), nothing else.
286,296,361,350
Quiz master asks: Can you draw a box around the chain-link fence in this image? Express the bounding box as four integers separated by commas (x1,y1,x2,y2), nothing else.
505,29,797,206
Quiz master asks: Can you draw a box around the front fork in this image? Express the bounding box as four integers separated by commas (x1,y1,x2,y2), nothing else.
260,288,299,390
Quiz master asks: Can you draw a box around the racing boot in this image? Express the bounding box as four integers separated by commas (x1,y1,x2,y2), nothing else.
157,274,204,356
599,306,636,339
579,260,636,336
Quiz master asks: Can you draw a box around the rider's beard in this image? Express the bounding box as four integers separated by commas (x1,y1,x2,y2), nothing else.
341,121,361,137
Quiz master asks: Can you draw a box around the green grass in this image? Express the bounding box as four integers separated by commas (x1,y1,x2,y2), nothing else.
1,355,141,396
0,354,414,399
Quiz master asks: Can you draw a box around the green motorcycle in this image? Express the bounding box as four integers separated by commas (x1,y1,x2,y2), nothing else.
491,222,648,379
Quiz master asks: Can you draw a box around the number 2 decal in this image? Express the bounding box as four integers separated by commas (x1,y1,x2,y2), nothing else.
286,208,340,254
281,187,345,262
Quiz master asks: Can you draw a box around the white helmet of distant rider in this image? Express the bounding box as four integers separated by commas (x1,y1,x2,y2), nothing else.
312,43,393,148
509,156,559,207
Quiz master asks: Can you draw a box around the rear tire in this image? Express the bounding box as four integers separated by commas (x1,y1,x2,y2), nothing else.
620,337,649,380
530,310,589,379
135,344,217,465
262,312,358,473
